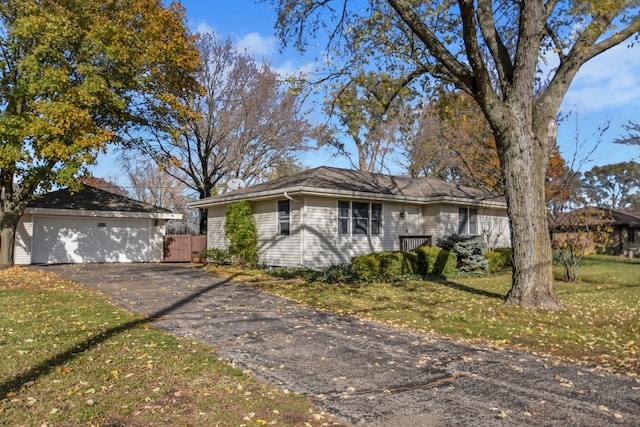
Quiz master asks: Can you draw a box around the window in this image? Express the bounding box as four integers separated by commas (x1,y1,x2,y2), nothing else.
338,201,381,236
352,202,369,235
458,207,478,235
629,228,636,243
278,200,290,235
338,201,350,235
371,203,382,235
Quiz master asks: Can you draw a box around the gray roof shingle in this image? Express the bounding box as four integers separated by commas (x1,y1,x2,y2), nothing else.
196,166,504,205
28,186,172,214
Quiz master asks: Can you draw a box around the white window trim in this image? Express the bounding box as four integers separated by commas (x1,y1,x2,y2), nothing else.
277,200,290,236
337,200,382,237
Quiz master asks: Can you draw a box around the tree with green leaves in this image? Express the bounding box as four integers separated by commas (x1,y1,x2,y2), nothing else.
326,71,416,172
270,0,640,308
582,161,640,209
0,0,200,268
224,201,258,267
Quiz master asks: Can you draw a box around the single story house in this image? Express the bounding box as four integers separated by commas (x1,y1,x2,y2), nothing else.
15,186,182,265
190,166,511,269
550,207,640,257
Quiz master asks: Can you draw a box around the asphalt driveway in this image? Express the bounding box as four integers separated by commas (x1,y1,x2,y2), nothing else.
39,263,639,426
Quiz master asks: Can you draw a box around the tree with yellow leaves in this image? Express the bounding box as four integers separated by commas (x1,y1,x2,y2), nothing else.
0,0,200,267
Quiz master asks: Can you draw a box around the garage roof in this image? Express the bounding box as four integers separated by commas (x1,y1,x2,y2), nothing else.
26,185,180,218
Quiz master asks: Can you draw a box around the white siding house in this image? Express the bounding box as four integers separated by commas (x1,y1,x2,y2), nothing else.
192,167,511,269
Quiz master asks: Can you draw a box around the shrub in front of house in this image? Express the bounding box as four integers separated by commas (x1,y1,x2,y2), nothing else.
351,254,381,279
225,201,259,267
436,234,488,273
201,248,231,265
414,247,457,276
351,251,418,279
595,246,616,256
266,266,316,280
378,251,418,277
306,263,359,284
484,247,512,273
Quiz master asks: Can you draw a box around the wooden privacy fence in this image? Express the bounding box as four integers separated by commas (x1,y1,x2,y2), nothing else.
399,235,432,252
163,235,207,262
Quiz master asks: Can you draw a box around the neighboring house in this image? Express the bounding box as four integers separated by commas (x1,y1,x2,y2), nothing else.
15,186,182,265
190,166,511,269
550,207,640,256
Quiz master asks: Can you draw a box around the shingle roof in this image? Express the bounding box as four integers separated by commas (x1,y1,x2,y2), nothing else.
194,166,504,206
28,185,172,214
550,207,640,228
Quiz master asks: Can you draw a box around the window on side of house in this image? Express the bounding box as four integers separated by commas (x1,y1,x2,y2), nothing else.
458,207,479,235
629,228,636,243
338,201,382,236
278,200,290,236
371,203,382,235
338,201,350,235
352,201,369,235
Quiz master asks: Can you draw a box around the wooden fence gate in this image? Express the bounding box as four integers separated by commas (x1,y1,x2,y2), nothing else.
163,235,207,262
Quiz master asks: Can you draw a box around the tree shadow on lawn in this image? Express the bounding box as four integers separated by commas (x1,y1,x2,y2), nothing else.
0,273,237,400
428,276,506,300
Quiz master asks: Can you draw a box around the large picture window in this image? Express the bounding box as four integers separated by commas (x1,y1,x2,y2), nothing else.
278,200,290,235
458,207,478,235
338,201,382,236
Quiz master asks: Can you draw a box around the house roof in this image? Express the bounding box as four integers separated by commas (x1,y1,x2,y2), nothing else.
190,166,506,208
25,185,180,218
550,207,640,228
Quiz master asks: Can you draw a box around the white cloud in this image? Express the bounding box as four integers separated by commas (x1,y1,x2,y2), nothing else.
561,43,640,113
234,32,277,58
195,22,218,37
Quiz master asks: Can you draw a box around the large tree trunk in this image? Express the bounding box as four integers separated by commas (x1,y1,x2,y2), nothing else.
0,212,21,269
498,126,561,308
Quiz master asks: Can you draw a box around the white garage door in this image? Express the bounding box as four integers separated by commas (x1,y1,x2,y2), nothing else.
32,216,151,264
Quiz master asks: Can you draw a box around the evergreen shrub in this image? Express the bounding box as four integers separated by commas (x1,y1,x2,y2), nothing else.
485,247,513,273
436,234,488,273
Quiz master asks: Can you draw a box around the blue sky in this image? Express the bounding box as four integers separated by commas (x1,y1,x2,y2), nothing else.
94,1,640,181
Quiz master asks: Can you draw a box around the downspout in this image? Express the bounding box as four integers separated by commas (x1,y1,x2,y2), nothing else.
284,192,304,267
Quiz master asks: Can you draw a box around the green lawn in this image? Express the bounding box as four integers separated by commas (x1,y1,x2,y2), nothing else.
0,268,335,427
3,257,637,425
252,255,639,374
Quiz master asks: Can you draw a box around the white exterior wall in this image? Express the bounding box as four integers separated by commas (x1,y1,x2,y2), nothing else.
300,197,412,269
254,199,302,267
15,214,33,265
207,205,228,250
425,204,511,248
207,200,304,267
439,205,462,238
478,207,511,248
149,220,166,262
421,205,441,238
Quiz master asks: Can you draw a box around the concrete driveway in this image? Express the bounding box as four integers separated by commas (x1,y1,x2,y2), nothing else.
39,263,639,426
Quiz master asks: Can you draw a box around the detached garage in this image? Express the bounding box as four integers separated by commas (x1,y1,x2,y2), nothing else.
14,186,182,265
